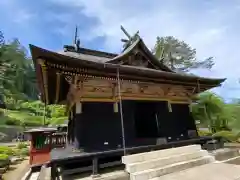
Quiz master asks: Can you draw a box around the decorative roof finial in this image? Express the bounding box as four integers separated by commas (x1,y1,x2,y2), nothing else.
74,25,80,51
120,25,140,50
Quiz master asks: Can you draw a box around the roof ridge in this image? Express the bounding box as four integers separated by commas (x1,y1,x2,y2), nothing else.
63,45,118,58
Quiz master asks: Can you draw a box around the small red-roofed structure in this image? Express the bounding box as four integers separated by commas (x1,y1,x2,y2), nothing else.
25,127,57,166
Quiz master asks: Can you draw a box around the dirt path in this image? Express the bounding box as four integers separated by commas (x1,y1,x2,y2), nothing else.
3,158,29,180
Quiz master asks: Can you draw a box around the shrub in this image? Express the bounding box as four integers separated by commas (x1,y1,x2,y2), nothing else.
0,146,15,156
17,142,28,149
0,154,10,168
23,121,42,127
0,154,9,160
212,131,239,142
197,129,212,137
19,148,29,156
5,118,20,125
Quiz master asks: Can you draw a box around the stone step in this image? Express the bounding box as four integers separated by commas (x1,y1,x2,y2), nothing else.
211,148,240,161
126,150,209,173
122,145,202,165
130,156,214,180
220,155,240,164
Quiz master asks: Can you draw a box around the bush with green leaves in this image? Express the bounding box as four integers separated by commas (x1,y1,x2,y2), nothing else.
0,154,10,168
1,100,67,126
19,148,29,156
5,118,21,125
0,146,15,156
197,129,212,137
212,131,239,142
17,142,28,149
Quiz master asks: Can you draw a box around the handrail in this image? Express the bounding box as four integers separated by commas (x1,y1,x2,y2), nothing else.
51,132,67,149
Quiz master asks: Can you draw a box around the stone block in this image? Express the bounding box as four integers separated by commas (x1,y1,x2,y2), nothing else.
126,150,209,173
130,156,214,180
122,145,202,165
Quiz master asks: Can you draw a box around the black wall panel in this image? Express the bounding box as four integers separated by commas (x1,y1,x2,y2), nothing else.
73,101,198,152
74,102,122,152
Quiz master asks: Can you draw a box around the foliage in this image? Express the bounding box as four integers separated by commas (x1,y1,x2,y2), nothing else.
197,129,212,137
152,36,214,71
0,35,38,100
193,94,240,134
17,142,28,149
212,131,239,143
19,148,29,156
192,92,231,133
0,154,9,161
0,146,15,156
0,154,10,168
5,118,21,126
0,100,67,126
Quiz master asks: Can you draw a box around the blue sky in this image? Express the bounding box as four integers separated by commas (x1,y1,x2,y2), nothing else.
1,0,240,101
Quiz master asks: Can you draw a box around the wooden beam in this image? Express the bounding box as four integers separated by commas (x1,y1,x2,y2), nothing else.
38,59,49,104
80,98,116,102
45,62,219,89
74,96,189,103
170,101,190,104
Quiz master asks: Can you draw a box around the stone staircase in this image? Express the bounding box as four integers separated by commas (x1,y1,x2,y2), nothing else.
122,145,215,180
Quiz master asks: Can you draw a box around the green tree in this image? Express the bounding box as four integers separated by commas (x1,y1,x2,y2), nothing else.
0,31,4,45
226,100,240,131
0,36,38,100
192,92,231,133
152,36,214,71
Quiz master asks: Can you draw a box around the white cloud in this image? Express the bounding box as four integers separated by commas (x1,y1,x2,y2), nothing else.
42,0,240,99
48,0,240,99
13,9,35,24
0,0,35,25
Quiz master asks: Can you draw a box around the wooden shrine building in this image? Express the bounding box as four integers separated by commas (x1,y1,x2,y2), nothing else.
30,28,226,153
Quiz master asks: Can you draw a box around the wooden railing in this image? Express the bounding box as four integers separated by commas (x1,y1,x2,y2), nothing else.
51,132,67,149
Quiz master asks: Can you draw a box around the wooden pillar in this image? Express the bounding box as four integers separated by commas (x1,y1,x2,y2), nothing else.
76,102,82,114
189,100,193,112
74,102,83,150
167,101,172,112
113,102,118,113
